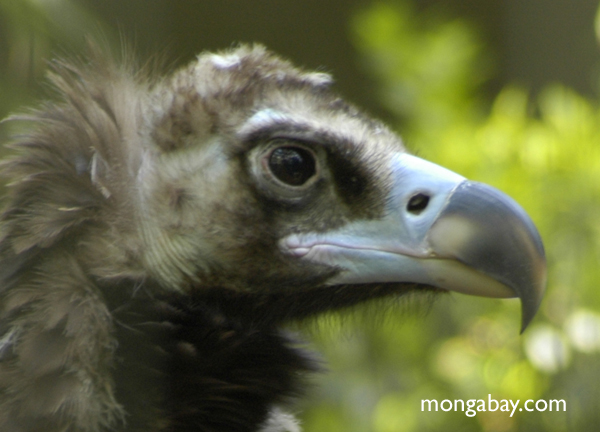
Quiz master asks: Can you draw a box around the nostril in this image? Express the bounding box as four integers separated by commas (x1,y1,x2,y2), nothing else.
407,193,430,214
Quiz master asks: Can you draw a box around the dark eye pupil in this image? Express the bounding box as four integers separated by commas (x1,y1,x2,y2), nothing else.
269,146,316,186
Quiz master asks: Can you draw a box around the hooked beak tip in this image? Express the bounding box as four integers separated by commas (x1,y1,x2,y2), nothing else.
429,181,547,333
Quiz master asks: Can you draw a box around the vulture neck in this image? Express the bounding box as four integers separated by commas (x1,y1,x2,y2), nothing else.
103,280,318,432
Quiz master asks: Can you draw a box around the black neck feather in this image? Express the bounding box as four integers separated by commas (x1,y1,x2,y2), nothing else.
106,285,318,432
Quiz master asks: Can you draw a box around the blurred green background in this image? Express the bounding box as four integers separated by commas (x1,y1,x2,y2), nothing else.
1,0,599,431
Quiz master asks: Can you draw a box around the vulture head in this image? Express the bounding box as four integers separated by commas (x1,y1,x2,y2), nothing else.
0,45,545,432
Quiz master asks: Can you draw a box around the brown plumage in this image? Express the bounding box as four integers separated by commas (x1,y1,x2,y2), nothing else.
0,45,546,431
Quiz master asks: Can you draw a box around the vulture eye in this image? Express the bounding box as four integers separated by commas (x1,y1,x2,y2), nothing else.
268,146,316,186
250,140,321,201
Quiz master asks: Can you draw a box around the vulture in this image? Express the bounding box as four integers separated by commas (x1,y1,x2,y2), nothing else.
0,45,546,432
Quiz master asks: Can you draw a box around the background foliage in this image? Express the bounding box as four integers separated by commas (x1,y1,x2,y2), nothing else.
1,0,599,431
302,2,600,431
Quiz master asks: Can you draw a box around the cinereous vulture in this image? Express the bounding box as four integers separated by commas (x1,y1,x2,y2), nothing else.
0,45,546,432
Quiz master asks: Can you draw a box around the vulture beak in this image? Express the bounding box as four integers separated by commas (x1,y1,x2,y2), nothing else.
282,153,546,332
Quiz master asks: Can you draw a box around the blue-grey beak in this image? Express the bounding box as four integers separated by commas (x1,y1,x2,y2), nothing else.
281,153,546,332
